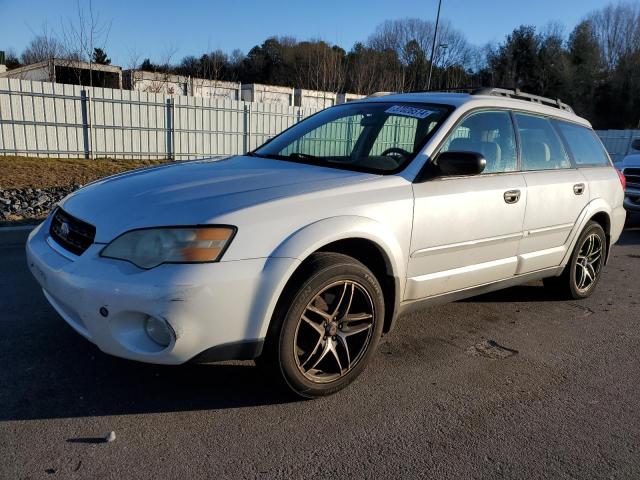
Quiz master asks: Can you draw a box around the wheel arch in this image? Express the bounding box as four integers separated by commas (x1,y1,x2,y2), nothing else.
589,210,612,263
589,210,611,234
561,199,613,267
314,238,398,334
256,216,406,343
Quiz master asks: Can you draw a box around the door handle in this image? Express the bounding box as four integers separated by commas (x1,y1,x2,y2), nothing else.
504,189,521,204
573,183,585,195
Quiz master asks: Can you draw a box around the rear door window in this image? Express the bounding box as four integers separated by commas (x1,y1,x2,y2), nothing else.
554,121,611,166
514,113,571,171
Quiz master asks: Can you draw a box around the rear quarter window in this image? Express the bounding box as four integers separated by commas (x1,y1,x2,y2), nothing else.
554,121,611,166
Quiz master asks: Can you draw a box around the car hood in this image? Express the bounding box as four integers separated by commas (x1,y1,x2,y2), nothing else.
616,153,640,169
59,155,374,242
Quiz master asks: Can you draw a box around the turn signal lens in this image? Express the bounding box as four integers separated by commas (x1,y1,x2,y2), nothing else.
181,228,232,262
101,226,236,269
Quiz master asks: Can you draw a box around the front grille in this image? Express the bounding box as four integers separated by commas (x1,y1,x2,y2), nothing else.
49,208,96,256
624,168,640,188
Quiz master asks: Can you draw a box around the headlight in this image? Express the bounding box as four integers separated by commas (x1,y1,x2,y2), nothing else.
100,226,236,269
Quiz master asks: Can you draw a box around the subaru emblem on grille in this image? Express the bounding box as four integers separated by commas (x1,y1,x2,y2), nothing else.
59,222,70,238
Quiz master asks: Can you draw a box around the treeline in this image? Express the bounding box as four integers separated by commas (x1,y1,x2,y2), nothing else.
6,2,640,129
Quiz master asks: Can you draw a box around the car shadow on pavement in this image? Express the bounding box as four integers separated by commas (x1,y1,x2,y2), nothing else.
460,282,564,303
1,325,298,422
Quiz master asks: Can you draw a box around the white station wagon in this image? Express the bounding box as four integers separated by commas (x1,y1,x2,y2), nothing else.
26,88,626,397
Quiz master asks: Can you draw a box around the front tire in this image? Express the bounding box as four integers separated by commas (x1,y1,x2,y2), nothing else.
261,253,385,398
543,221,606,299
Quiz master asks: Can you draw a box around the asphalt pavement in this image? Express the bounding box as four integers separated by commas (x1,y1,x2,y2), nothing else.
1,223,639,479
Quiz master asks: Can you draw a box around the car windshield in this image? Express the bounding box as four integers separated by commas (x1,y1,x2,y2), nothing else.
252,102,452,174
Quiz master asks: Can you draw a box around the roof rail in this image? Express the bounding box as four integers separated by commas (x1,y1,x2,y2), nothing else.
409,87,477,94
471,87,574,113
366,91,397,98
369,87,574,113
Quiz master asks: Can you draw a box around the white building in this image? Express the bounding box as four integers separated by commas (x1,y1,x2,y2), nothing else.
124,70,241,100
0,59,122,88
191,77,241,101
294,88,338,109
124,70,189,96
241,84,295,106
337,92,366,103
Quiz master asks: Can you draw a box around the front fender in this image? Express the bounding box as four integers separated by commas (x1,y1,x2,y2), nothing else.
272,215,406,276
251,215,407,341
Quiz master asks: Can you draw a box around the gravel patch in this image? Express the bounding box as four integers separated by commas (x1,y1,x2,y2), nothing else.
0,185,80,223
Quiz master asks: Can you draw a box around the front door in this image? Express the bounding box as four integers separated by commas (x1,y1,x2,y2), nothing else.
407,110,527,300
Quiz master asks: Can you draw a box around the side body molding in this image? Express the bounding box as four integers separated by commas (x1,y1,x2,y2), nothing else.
251,216,407,342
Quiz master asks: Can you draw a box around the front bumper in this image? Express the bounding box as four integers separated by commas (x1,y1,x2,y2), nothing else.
623,186,640,212
26,218,298,365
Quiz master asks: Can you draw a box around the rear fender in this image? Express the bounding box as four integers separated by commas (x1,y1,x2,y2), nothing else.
560,198,613,267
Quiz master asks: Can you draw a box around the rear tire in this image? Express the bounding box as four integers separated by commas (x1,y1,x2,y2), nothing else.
543,221,606,300
259,252,385,398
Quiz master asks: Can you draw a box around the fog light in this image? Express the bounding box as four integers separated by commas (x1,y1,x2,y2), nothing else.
144,316,173,347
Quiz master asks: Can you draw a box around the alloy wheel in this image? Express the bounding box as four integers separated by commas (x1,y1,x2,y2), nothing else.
293,280,375,383
575,232,604,294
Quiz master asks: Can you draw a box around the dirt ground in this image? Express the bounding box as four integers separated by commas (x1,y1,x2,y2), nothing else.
0,156,170,189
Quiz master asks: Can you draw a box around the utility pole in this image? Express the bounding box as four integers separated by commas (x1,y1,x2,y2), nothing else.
426,0,443,91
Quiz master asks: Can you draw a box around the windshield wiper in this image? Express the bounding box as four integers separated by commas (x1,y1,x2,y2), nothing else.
250,151,323,162
288,152,319,161
247,151,280,159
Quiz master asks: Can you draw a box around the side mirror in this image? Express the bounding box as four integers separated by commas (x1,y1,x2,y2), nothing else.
632,139,640,151
437,151,486,176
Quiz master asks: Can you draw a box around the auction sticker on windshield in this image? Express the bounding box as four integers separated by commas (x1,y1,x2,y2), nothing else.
385,105,435,119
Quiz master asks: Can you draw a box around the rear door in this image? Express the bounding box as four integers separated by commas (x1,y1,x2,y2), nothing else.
515,113,589,274
407,110,526,300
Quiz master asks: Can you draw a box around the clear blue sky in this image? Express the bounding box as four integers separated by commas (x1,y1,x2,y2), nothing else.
1,0,608,65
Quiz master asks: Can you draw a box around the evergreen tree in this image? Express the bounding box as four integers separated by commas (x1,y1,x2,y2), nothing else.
91,48,111,65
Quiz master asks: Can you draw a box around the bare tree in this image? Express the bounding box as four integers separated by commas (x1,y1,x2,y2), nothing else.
346,44,378,94
294,40,346,93
369,18,473,69
193,49,229,98
368,18,435,56
588,2,640,70
228,48,245,81
59,0,112,86
432,21,472,69
20,24,64,67
126,46,142,72
537,23,569,96
367,18,473,90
